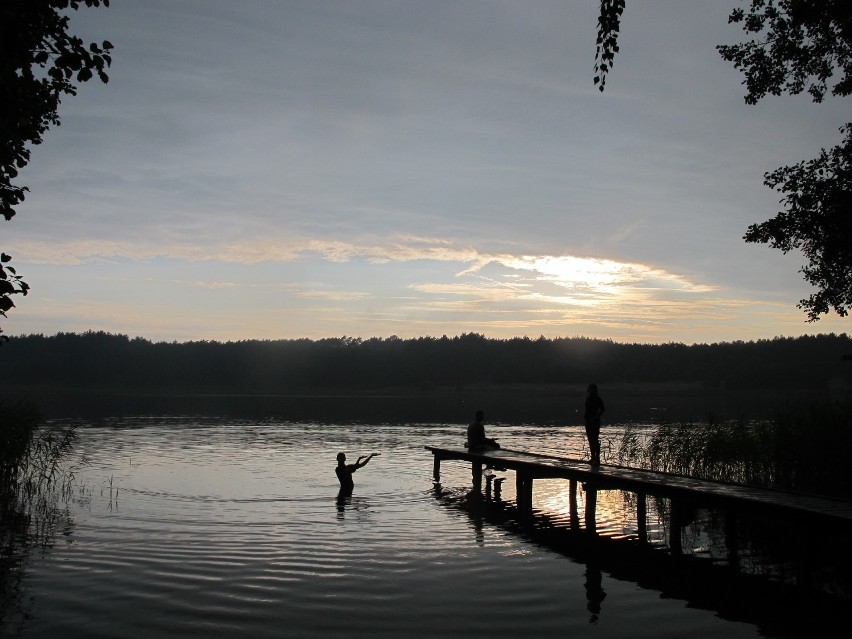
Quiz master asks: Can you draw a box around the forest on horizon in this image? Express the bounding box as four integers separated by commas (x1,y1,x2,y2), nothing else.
1,331,850,395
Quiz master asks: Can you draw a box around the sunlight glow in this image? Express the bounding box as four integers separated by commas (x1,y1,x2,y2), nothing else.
9,233,844,344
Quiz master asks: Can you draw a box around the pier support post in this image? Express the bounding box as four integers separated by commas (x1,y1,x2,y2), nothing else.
516,472,524,511
725,511,739,570
795,521,812,590
516,472,533,519
472,461,483,494
669,500,683,555
569,479,579,530
585,484,598,534
637,493,647,545
494,477,504,501
524,476,533,515
433,456,441,482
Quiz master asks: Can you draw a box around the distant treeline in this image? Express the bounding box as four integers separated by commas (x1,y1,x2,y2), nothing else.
1,331,850,394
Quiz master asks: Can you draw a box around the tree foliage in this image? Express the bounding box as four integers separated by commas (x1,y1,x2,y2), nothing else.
719,0,852,320
0,252,29,323
596,0,852,321
594,0,625,92
0,0,113,339
746,125,852,319
717,0,852,104
1,331,849,393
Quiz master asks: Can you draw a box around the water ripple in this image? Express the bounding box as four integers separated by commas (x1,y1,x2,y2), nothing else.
7,421,819,638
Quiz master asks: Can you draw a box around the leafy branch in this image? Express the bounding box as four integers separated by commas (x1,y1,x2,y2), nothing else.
594,0,625,92
0,0,113,336
745,124,852,320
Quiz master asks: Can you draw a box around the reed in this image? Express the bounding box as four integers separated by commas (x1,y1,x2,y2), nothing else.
2,402,79,628
1,401,78,547
615,399,852,498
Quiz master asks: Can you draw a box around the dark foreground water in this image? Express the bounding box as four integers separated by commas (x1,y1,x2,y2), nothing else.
2,419,848,638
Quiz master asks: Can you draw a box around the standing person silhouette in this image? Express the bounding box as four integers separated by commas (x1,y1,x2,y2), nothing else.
336,452,377,495
584,384,605,465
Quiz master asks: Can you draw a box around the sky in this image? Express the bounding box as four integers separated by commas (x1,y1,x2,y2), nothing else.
4,0,851,344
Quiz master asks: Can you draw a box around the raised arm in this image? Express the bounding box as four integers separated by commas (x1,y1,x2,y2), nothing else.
355,453,378,469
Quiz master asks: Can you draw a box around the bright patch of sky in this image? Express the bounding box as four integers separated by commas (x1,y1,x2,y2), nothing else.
4,0,850,343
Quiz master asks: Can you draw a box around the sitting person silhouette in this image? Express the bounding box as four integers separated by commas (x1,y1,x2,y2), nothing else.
465,410,500,449
336,452,377,494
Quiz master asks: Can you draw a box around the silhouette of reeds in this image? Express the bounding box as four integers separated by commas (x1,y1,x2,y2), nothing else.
1,402,77,515
2,401,78,561
616,399,852,498
2,402,79,628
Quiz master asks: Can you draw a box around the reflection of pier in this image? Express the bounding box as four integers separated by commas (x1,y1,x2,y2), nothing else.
433,484,849,639
426,446,852,586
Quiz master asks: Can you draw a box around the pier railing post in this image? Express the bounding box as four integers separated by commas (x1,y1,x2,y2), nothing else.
472,461,483,494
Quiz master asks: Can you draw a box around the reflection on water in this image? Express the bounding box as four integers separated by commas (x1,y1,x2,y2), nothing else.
22,386,825,424
437,472,851,639
1,419,850,638
584,560,606,624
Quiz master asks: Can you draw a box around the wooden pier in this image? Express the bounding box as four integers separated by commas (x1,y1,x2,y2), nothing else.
426,445,852,574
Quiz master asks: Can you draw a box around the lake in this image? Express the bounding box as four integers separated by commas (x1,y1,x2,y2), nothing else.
2,416,848,638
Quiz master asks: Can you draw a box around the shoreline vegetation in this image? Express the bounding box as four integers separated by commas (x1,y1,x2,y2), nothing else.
1,401,78,623
1,330,849,424
0,401,77,533
614,399,852,499
0,331,849,395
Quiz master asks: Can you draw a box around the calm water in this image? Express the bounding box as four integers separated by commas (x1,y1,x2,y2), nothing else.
1,419,844,638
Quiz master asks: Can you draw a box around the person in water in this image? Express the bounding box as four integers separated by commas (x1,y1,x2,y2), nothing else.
584,383,605,465
336,452,378,494
466,410,500,449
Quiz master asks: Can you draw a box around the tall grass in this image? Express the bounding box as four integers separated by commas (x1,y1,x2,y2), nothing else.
2,401,78,560
615,399,852,498
1,402,77,515
2,402,79,629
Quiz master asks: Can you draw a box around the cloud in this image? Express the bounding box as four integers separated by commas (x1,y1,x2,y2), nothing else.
12,232,713,302
296,290,371,301
194,280,237,289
